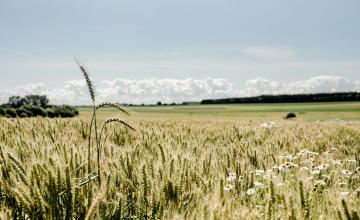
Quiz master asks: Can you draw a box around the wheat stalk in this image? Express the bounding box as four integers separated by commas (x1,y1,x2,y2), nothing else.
84,180,108,220
96,102,130,116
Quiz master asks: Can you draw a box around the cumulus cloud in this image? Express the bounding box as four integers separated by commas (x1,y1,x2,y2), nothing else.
242,75,358,96
0,75,359,105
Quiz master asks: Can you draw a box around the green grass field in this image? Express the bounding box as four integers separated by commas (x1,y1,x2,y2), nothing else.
79,101,360,121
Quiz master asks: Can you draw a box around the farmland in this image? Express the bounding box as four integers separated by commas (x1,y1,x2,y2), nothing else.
0,102,360,219
80,101,360,121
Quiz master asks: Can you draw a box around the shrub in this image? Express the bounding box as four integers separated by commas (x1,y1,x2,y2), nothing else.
45,108,56,118
0,107,4,116
23,105,46,117
3,96,78,118
19,113,28,118
285,112,297,119
5,108,17,118
53,105,78,118
16,107,32,118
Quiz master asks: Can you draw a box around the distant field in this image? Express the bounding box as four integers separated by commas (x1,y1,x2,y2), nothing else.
79,101,360,121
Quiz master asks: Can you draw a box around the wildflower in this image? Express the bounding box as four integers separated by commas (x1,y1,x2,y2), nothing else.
339,191,349,198
341,170,353,176
277,165,287,171
260,121,277,129
285,162,298,169
276,181,284,187
255,169,265,176
314,180,326,187
229,172,236,177
265,169,273,175
300,159,314,165
296,150,307,157
300,166,309,171
227,173,237,182
273,162,298,172
310,170,320,175
323,151,331,156
314,164,328,171
355,188,360,194
224,184,234,192
254,181,265,188
331,160,342,166
355,167,360,174
323,147,337,156
262,174,271,180
337,182,347,187
246,188,257,195
272,165,280,170
321,175,331,179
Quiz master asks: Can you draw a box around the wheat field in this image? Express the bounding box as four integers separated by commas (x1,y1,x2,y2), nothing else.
0,114,359,219
0,65,359,219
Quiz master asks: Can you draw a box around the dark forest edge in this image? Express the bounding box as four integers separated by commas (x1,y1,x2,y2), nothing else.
201,92,360,105
0,95,79,118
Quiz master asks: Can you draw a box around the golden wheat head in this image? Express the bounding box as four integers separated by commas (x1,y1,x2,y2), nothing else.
105,118,135,131
96,102,130,116
75,59,95,102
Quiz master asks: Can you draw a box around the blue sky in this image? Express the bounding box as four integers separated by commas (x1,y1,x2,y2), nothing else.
0,0,359,104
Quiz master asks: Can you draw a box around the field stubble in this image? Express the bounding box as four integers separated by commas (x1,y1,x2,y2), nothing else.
0,115,359,219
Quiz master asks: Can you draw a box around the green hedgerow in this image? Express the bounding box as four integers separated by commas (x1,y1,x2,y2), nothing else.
5,108,17,118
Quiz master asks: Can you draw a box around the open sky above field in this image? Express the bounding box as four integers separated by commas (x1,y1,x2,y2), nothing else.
0,0,359,104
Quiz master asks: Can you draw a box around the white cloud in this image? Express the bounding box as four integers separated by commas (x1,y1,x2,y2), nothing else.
0,75,359,105
243,75,358,96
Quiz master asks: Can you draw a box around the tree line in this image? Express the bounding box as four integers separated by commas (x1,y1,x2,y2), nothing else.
0,95,79,118
201,92,360,104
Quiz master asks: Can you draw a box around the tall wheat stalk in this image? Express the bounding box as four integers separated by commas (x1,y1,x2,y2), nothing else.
75,59,134,187
75,59,99,187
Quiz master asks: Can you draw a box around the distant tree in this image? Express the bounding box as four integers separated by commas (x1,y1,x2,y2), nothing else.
45,109,56,118
5,108,17,118
157,101,162,106
24,95,49,107
201,92,360,104
8,95,49,108
4,94,78,118
8,96,27,108
23,105,46,117
16,107,32,118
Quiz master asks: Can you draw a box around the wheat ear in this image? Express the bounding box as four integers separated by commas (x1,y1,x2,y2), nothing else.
96,102,130,116
75,58,95,102
104,118,135,131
